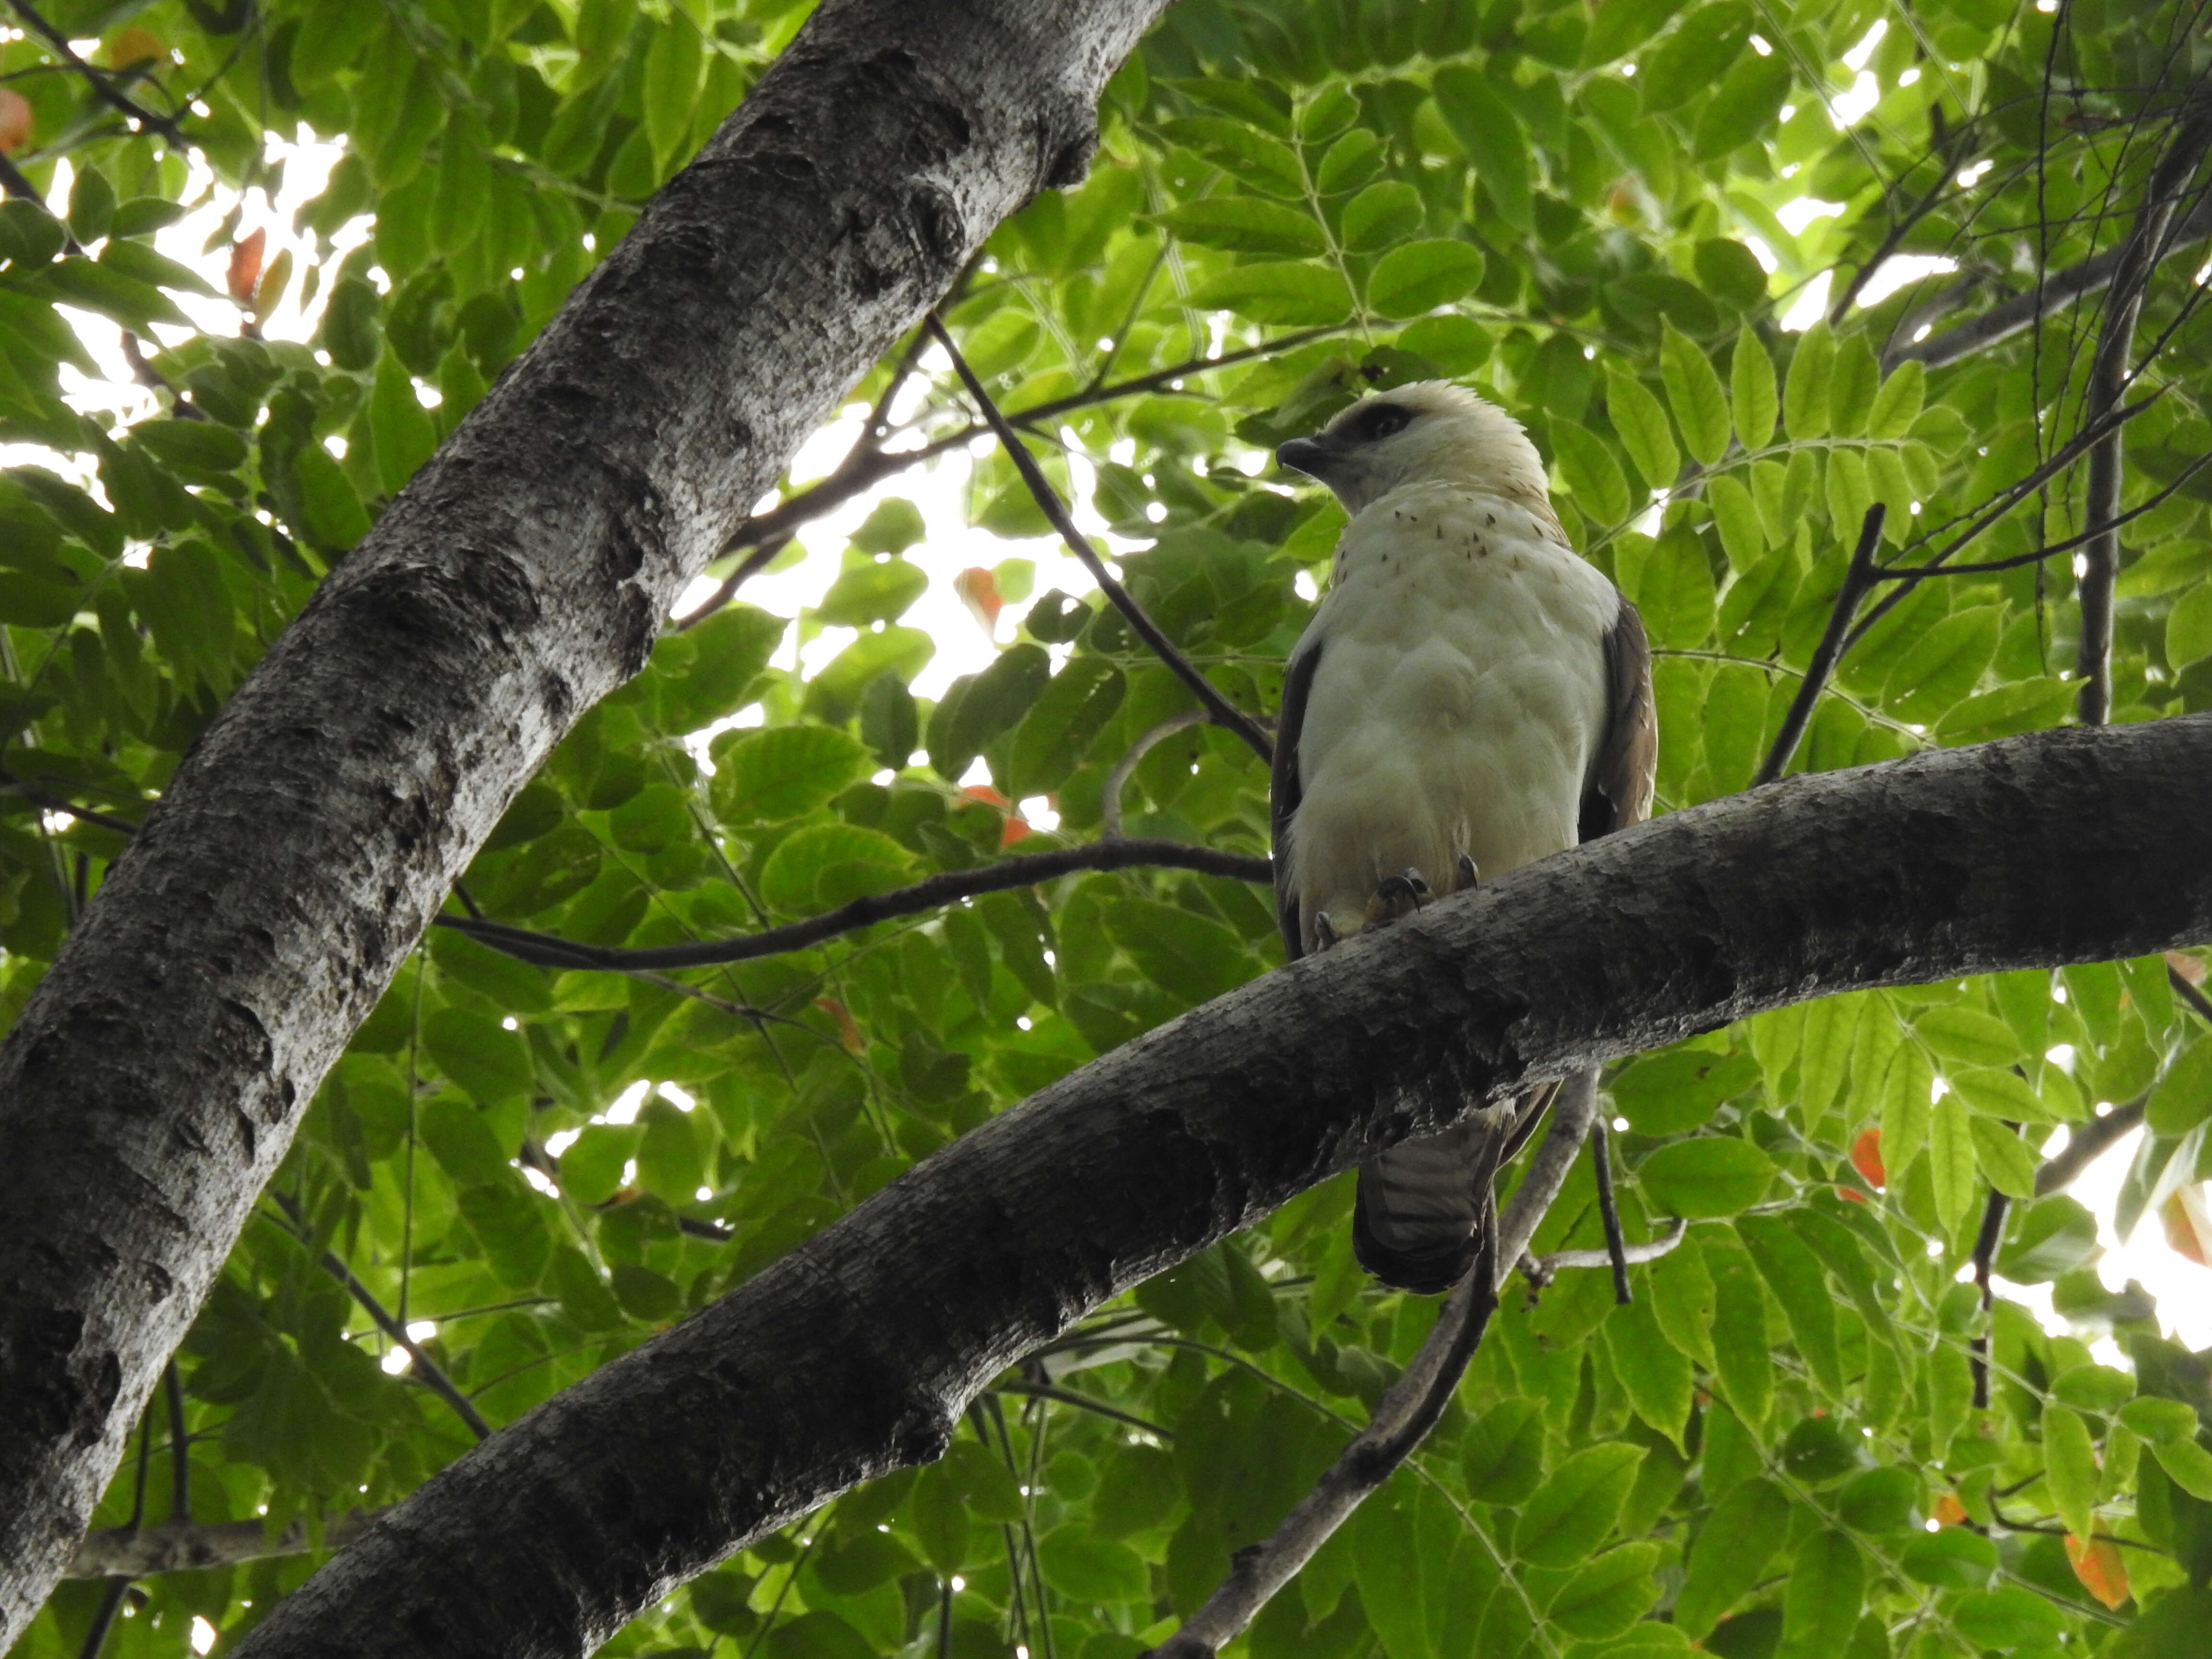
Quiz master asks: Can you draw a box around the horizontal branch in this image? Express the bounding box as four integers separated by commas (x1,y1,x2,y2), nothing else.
67,1509,389,1581
1520,1220,1686,1286
437,837,1271,972
233,714,2212,1657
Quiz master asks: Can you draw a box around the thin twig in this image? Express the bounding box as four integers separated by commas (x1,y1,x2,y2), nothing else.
1753,505,1886,787
437,837,1271,974
264,1196,491,1442
1589,1119,1633,1305
926,313,1274,764
0,769,144,836
0,150,44,202
1969,1180,2011,1410
1144,1073,1600,1659
2035,1099,2149,1196
119,332,207,421
672,326,1345,627
1842,393,2164,651
2076,115,2212,726
2171,962,2212,1024
992,1378,1172,1438
1517,1222,1684,1286
1101,710,1209,837
1885,190,2212,371
163,1364,188,1522
1867,453,2212,581
6,0,185,144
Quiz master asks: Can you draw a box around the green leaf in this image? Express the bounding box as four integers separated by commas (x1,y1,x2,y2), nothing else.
2119,1397,2200,1446
1706,474,1764,570
1647,1235,1716,1368
1827,338,1882,437
1947,1064,2052,1124
712,725,872,824
1737,1215,1841,1394
1660,323,1730,465
2108,1586,2212,1659
1039,1526,1150,1604
1928,1088,1978,1237
2151,1038,2212,1134
1186,261,1354,325
1547,1545,1662,1640
642,14,703,163
1676,1477,1788,1637
758,822,913,913
2043,1403,2098,1542
1705,1237,1774,1425
1514,1443,1645,1567
1967,1115,2038,1199
2152,1436,2212,1500
1914,1006,2019,1068
1693,51,1791,160
1431,67,1531,231
421,1007,533,1104
1882,605,1999,724
814,558,928,626
1352,1492,1428,1659
1951,1587,2068,1652
1605,370,1678,490
1834,1466,1921,1533
1463,1397,1548,1505
1730,327,1778,449
1898,1527,1996,1589
1340,182,1424,253
1782,1531,1863,1656
1157,117,1304,196
1600,1293,1693,1448
1151,198,1327,257
419,1095,512,1186
1867,361,1925,439
1366,240,1487,318
2168,582,2212,668
1554,420,1632,525
1610,1049,1757,1136
928,643,1052,778
1784,322,1835,441
1636,1138,1775,1217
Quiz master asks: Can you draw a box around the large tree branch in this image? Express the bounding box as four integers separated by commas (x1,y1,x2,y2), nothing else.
223,714,2212,1658
0,0,1171,1636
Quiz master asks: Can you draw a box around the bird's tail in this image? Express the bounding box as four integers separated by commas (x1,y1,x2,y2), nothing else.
1352,1084,1557,1295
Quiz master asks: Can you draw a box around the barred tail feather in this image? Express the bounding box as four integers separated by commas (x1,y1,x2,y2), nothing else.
1351,1087,1556,1295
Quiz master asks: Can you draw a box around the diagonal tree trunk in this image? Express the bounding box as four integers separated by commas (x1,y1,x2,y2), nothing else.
220,713,2212,1659
0,0,1168,1636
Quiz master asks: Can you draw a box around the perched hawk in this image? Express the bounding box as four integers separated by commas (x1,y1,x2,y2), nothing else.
1271,381,1657,1294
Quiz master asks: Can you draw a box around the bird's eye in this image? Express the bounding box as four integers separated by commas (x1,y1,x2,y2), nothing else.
1358,404,1412,442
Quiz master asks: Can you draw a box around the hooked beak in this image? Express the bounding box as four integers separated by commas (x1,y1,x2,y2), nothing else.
1276,435,1338,479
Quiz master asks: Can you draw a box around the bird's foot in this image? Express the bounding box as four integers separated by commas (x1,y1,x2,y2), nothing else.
1456,854,1479,891
1311,912,1340,951
1367,868,1430,926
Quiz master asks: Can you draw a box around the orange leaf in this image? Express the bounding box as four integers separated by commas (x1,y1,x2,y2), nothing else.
1850,1125,1886,1190
953,566,1003,634
226,228,266,308
815,997,864,1056
0,88,32,157
2066,1533,2129,1610
104,28,167,69
2159,1184,2212,1267
960,784,1027,847
1933,1493,1968,1526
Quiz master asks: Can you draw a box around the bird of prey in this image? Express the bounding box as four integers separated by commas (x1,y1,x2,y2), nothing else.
1271,380,1656,1294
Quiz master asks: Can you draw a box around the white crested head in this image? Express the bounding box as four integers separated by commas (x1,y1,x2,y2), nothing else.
1276,381,1551,517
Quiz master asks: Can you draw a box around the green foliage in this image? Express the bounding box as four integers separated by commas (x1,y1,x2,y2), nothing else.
6,0,2212,1655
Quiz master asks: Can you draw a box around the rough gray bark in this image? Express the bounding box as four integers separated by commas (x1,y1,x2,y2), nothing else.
225,713,2212,1659
0,0,1167,1636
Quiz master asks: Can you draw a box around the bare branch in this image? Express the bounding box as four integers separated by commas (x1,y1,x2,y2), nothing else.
1754,506,1886,787
1519,1222,1685,1285
264,1196,491,1443
435,837,1273,973
926,313,1275,764
1101,711,1210,838
1842,393,2164,650
1589,1118,1633,1305
68,1510,389,1581
5,0,185,144
1143,1074,1603,1659
1969,1181,2011,1409
2035,1099,2150,1196
2077,117,2212,726
1885,190,2212,372
1867,452,2212,582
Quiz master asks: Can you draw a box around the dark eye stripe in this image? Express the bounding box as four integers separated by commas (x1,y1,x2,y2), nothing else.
1356,403,1411,441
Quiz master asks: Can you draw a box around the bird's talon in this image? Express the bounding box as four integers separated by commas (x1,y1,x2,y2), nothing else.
1311,912,1339,950
1456,854,1479,890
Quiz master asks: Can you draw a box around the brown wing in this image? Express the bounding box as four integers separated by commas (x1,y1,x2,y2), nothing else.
1577,592,1657,843
1270,641,1322,962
